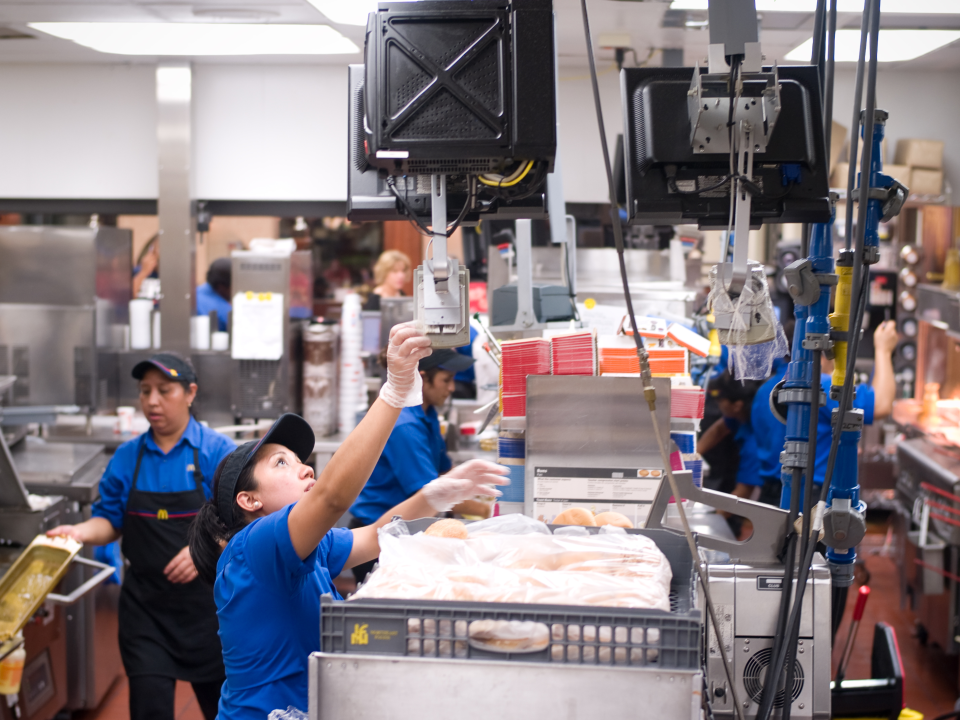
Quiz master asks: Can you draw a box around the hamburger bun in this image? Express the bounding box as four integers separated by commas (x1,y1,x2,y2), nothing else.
593,511,634,529
552,508,596,526
424,518,469,539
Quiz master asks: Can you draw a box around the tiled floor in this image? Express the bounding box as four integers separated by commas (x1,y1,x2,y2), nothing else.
833,528,958,718
74,676,205,720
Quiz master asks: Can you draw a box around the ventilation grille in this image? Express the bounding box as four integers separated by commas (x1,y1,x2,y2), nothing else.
381,13,507,145
352,82,369,173
631,85,652,177
406,158,500,175
742,647,804,709
394,88,496,140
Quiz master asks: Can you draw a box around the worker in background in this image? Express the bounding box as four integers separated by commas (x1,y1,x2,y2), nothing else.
363,249,411,311
47,354,236,720
196,257,232,332
132,235,159,298
698,371,763,536
750,319,793,506
349,348,488,583
751,319,898,505
187,325,508,720
453,324,479,398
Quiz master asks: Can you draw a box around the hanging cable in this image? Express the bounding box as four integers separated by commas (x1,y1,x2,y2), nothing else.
578,1,744,719
843,1,872,251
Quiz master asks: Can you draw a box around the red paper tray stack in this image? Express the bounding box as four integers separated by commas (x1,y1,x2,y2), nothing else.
550,330,597,376
670,386,705,419
500,338,551,417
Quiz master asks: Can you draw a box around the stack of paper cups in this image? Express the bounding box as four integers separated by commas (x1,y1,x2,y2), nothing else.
152,311,161,349
129,299,153,350
338,293,364,434
211,332,230,352
190,315,211,350
303,324,338,436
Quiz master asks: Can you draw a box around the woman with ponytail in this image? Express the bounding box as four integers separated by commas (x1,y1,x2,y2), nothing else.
188,323,508,720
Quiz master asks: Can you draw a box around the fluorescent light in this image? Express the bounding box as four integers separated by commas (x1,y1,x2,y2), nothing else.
156,66,191,103
786,29,960,62
671,0,960,12
305,0,420,26
27,22,360,56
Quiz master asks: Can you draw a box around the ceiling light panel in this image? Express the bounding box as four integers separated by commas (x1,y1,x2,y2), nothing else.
304,0,419,26
671,0,960,13
786,29,960,61
27,22,360,56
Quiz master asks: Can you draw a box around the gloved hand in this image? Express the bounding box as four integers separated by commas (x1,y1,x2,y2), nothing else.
422,460,511,513
379,321,433,409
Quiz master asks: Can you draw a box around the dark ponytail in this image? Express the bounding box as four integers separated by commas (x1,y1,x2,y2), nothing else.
189,454,259,585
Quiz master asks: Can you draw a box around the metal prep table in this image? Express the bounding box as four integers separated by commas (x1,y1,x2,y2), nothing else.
8,436,123,712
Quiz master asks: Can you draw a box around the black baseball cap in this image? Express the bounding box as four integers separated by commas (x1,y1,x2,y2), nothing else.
216,413,316,525
418,349,474,373
132,353,198,385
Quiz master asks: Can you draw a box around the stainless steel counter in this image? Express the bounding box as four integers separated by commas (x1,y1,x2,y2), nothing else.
11,437,108,504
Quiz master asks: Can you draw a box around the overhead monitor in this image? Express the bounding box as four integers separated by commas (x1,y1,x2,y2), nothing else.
621,65,832,229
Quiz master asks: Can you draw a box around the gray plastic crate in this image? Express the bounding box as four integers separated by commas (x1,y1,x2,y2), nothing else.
320,521,701,669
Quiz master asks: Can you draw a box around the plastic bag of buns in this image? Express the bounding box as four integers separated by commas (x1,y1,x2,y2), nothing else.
350,516,673,612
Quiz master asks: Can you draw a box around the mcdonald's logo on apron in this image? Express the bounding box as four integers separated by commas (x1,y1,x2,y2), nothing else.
157,509,169,520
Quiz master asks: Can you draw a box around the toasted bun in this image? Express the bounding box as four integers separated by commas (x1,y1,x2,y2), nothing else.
552,508,596,526
424,518,469,539
593,511,633,529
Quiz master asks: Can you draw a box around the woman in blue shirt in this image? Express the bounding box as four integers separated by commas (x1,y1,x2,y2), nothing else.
188,324,508,720
47,353,236,720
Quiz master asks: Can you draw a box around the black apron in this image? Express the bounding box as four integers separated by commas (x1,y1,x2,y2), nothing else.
118,438,225,681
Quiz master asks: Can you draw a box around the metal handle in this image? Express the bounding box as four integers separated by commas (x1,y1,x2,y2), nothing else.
645,469,790,565
45,556,115,605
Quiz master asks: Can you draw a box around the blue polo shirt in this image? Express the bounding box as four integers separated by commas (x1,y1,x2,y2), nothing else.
814,374,874,486
215,504,353,720
196,282,232,332
91,417,236,530
749,369,875,487
350,405,452,525
752,358,789,482
723,416,762,487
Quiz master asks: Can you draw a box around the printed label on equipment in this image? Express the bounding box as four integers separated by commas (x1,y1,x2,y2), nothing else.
757,576,784,591
344,618,405,654
708,603,734,659
532,467,663,502
532,499,651,527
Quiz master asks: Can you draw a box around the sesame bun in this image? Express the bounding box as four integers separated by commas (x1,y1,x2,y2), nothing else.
593,511,634,529
552,508,596,527
424,518,469,539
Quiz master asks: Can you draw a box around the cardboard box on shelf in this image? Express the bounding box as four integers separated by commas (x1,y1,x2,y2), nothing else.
894,138,944,170
830,161,911,191
829,120,847,175
910,167,944,196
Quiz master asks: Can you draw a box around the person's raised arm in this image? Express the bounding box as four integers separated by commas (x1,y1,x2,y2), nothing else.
287,323,432,559
871,320,898,419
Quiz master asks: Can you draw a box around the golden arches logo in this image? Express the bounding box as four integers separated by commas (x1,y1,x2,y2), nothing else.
157,509,169,520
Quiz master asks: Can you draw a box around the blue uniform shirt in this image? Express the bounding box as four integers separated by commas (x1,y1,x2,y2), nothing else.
814,374,874,486
723,416,762,487
196,282,232,332
751,358,789,482
215,505,353,720
454,326,479,384
91,417,236,530
350,405,451,524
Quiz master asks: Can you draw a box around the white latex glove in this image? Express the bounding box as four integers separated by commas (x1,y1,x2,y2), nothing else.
422,460,511,513
379,321,433,409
